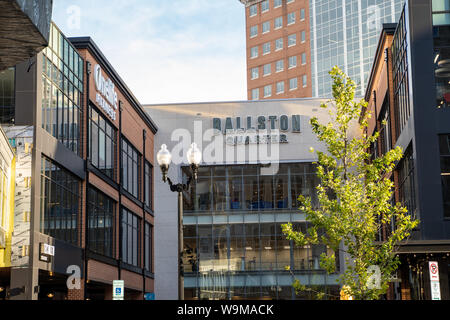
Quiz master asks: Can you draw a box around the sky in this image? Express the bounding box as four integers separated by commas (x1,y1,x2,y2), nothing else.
51,0,247,105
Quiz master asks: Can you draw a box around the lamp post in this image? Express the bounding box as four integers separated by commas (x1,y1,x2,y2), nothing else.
157,143,202,300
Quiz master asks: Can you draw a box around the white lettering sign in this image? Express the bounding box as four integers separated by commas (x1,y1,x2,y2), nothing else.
94,64,118,120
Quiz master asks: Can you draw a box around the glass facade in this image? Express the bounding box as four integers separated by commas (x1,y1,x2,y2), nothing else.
310,0,404,97
41,23,83,155
89,105,117,179
40,156,81,246
88,187,116,257
0,68,15,124
433,1,450,108
182,163,338,300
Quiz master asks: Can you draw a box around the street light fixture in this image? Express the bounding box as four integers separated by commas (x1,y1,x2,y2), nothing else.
157,143,202,300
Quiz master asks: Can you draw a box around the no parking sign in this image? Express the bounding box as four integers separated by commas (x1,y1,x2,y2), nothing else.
429,261,441,300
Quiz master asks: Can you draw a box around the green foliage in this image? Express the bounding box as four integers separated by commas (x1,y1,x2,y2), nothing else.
283,66,419,300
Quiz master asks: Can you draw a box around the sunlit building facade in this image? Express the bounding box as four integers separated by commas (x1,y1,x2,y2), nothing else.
146,99,358,300
310,0,404,97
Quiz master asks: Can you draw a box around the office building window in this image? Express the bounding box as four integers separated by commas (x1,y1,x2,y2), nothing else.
433,2,450,109
264,85,272,98
379,98,392,156
182,163,319,212
392,8,410,137
301,52,307,65
88,187,115,257
276,81,285,94
251,88,259,100
250,25,258,38
275,17,283,29
121,208,141,267
440,134,450,217
287,0,294,3
263,42,271,55
288,34,296,47
287,12,296,25
301,31,306,43
251,67,259,80
302,75,307,87
275,38,283,51
263,64,271,76
40,156,80,246
289,78,298,90
122,138,140,199
289,56,297,69
276,59,284,72
250,46,258,59
300,8,305,21
42,24,83,155
144,222,153,272
433,0,450,25
249,4,257,17
0,68,15,124
261,0,269,13
398,145,416,218
262,21,270,34
144,161,153,209
89,105,116,180
274,0,282,8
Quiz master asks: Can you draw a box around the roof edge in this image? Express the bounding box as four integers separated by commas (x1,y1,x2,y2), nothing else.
69,37,158,134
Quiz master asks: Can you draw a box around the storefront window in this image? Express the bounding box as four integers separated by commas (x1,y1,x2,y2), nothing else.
40,156,80,246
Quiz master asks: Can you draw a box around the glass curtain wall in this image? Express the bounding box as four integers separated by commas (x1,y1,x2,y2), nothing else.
310,0,404,97
433,0,450,108
182,163,336,300
41,23,83,155
40,156,81,246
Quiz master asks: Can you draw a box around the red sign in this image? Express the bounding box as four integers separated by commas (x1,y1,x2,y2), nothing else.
429,261,440,281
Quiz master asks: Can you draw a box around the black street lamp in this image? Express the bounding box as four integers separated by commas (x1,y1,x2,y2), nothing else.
157,143,202,300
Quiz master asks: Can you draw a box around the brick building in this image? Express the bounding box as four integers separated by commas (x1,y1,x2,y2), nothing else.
240,0,312,100
0,22,157,300
239,0,405,99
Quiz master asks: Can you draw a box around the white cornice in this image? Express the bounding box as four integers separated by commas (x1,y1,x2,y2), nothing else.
239,0,263,7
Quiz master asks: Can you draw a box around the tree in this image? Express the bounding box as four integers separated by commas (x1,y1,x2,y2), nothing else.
282,66,419,300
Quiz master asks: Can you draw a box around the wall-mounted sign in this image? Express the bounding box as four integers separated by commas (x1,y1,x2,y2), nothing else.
113,280,124,300
94,64,118,121
39,243,55,262
213,115,301,146
429,261,441,300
